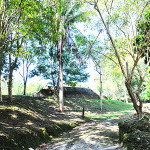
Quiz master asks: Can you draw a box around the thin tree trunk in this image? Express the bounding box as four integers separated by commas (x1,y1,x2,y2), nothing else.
0,71,2,102
8,52,13,101
95,63,103,111
8,28,21,100
125,82,142,116
22,59,27,96
99,71,102,111
94,5,126,78
124,85,128,103
8,71,13,101
58,36,64,112
23,82,26,95
59,55,64,112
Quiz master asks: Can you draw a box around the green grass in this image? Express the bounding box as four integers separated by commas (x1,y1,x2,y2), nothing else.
65,98,133,111
65,98,134,120
87,111,131,120
0,96,134,149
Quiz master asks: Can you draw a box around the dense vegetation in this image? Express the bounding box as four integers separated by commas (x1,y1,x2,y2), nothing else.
0,0,150,149
0,0,150,115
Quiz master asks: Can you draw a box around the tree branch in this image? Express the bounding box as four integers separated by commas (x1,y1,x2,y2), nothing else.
94,49,119,67
129,28,150,83
94,2,126,78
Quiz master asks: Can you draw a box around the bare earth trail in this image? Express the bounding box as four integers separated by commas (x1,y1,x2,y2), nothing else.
36,112,136,150
35,103,150,150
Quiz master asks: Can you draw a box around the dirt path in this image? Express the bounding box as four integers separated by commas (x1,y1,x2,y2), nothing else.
34,103,150,150
36,112,135,150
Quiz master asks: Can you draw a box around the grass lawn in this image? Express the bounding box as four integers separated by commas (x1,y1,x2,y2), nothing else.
65,98,134,120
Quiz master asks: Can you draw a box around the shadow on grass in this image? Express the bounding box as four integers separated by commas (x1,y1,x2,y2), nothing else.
0,96,80,150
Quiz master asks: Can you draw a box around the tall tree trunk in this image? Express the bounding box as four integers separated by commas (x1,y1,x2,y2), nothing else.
58,36,64,112
94,3,144,117
125,82,143,116
8,53,13,101
0,49,3,102
96,64,103,111
59,58,64,112
124,85,128,103
99,70,102,111
8,71,13,101
22,59,27,96
0,71,2,102
23,81,26,95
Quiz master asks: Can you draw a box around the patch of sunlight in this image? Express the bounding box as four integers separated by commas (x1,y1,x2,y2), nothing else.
0,106,8,109
87,110,133,120
45,98,58,104
25,120,33,125
11,114,18,119
98,136,108,139
10,106,19,111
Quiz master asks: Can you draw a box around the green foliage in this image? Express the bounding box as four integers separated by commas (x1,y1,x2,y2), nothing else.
31,44,89,87
94,55,124,99
29,0,90,87
140,76,150,101
26,82,44,96
0,0,44,99
134,5,150,64
13,80,24,95
1,78,46,95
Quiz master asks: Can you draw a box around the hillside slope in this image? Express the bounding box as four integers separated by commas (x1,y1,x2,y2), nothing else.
0,96,133,149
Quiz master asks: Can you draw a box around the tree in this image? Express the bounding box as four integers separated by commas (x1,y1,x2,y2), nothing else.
96,62,103,111
0,0,10,101
1,0,41,101
89,0,150,117
32,45,89,86
90,44,103,110
19,41,35,95
135,5,150,64
31,0,90,112
93,41,127,101
55,0,90,112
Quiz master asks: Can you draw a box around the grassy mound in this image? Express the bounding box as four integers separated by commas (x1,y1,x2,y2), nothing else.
0,96,78,150
0,96,133,149
65,98,134,120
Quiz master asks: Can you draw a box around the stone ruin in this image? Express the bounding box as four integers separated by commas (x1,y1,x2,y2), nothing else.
32,86,100,99
119,113,150,149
